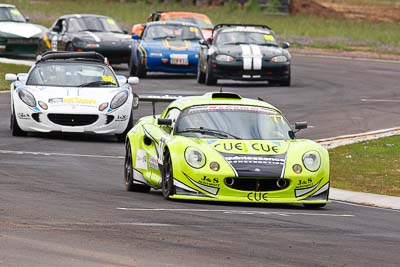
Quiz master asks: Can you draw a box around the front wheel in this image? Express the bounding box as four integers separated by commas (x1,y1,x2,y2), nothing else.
205,59,217,86
161,150,175,199
124,142,151,192
197,60,206,84
10,109,26,136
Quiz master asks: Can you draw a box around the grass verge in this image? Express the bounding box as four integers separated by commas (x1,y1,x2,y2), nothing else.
0,63,30,91
5,0,400,55
330,135,400,196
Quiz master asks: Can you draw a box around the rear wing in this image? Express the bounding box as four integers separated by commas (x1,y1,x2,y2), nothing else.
139,94,184,117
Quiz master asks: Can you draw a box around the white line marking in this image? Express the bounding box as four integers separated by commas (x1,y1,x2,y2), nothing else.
0,90,10,94
0,149,123,159
332,200,400,213
240,44,252,70
293,53,400,64
361,99,400,103
116,208,354,217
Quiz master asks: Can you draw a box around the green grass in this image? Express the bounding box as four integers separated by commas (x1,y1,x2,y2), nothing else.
330,135,400,196
0,63,30,91
6,0,400,54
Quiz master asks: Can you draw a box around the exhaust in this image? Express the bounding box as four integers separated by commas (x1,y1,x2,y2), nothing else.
276,179,287,189
225,178,235,186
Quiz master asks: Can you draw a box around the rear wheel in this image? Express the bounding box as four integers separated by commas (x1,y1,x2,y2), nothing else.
124,142,151,192
161,150,175,199
205,59,217,85
10,109,26,136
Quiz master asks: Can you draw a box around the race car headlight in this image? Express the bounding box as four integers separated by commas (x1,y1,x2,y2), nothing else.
110,91,128,109
216,54,235,62
86,43,99,48
271,55,288,63
18,89,36,107
184,147,206,169
302,151,321,172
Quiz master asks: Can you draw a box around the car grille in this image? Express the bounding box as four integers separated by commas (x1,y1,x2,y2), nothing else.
48,114,98,126
224,177,290,191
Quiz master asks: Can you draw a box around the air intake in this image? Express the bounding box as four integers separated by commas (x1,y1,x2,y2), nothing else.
211,92,241,99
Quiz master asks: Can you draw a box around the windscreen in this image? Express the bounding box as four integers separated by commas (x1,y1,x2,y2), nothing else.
144,24,203,40
69,16,123,33
166,17,213,29
175,105,292,140
216,31,278,46
0,7,25,22
27,63,118,87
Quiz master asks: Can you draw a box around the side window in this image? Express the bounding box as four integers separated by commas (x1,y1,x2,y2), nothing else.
51,19,63,33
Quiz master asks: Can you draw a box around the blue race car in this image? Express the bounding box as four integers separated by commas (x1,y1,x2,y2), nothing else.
129,21,203,77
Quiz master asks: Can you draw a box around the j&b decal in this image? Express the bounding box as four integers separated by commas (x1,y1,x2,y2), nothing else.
198,176,219,187
296,178,313,188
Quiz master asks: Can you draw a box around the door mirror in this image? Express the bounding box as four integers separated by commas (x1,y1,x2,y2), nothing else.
157,118,172,126
132,34,140,40
52,25,61,33
199,39,208,46
5,73,17,82
25,16,30,22
294,121,308,131
128,77,139,85
282,42,290,49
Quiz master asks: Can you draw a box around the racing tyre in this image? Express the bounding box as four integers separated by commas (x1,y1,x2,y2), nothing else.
205,59,217,86
10,110,26,137
303,203,326,209
161,150,175,199
197,61,206,84
65,43,74,51
124,142,151,193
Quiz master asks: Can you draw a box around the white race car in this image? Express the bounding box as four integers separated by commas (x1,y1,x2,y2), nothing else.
5,52,139,141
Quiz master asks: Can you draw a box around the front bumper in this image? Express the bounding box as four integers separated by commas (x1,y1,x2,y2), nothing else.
145,55,198,74
0,38,39,56
170,171,329,204
79,43,132,64
14,98,133,135
211,60,290,81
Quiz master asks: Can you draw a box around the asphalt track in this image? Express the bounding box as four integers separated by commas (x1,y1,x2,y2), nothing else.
0,55,399,266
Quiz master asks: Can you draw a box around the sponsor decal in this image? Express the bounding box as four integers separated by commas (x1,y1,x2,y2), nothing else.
115,114,128,122
135,149,147,170
294,180,321,198
49,97,97,106
107,18,116,25
247,192,268,201
102,75,116,84
198,176,219,188
149,156,159,170
184,173,219,195
263,35,275,41
213,141,281,154
224,155,284,165
295,178,314,189
17,113,30,120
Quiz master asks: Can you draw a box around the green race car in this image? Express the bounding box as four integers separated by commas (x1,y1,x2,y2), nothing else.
125,92,330,207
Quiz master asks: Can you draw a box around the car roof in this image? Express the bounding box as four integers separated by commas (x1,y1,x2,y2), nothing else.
165,92,281,113
146,21,200,27
160,11,211,19
59,14,110,20
0,4,15,8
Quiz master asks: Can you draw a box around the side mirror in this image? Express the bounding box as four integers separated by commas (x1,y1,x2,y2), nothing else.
282,42,290,49
52,25,61,33
25,16,30,22
294,121,308,131
5,73,17,82
132,34,140,40
157,118,172,126
128,77,139,85
199,39,208,46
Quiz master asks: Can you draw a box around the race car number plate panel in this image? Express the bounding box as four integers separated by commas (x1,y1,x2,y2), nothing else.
170,54,188,65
